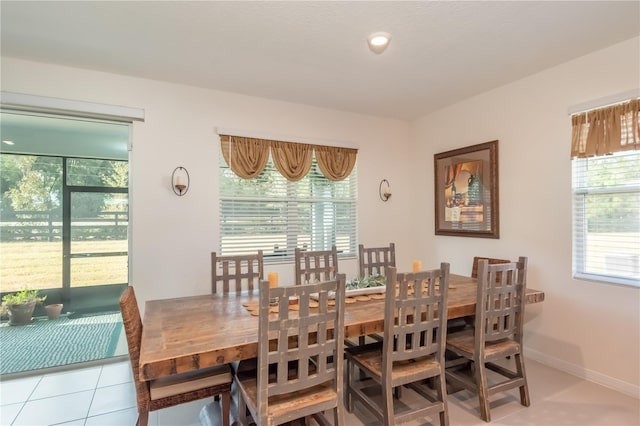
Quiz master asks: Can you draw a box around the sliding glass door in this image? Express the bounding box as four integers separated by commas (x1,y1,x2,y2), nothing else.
64,158,129,312
0,112,130,313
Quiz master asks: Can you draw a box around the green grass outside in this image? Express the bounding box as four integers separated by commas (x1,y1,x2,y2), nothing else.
0,240,127,292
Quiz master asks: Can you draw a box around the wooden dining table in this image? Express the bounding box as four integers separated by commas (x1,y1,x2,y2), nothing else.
139,274,544,382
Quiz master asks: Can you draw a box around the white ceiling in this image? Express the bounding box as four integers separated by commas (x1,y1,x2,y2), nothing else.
1,1,639,121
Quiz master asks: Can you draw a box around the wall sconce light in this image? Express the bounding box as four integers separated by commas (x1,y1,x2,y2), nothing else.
172,166,190,196
379,179,391,202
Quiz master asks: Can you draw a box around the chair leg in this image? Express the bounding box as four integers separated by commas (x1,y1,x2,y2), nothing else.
474,360,491,422
334,405,345,426
358,336,367,380
515,353,531,407
382,384,395,426
136,410,149,426
394,385,402,399
238,391,248,426
221,391,230,426
346,358,354,412
436,373,449,426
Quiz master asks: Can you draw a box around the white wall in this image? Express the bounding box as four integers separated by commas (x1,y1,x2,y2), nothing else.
410,36,640,397
0,57,416,310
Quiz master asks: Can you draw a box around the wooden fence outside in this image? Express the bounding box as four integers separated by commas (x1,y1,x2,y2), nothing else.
0,210,128,241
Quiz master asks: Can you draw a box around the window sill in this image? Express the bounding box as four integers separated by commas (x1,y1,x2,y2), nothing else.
573,272,640,288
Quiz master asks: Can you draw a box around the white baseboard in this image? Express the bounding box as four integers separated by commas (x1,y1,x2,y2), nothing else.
526,347,640,399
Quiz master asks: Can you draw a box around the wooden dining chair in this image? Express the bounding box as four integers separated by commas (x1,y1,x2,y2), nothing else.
354,242,396,346
234,275,347,426
294,245,338,285
450,256,510,332
212,251,264,376
346,265,450,426
470,256,511,278
119,287,232,426
358,242,396,277
211,251,264,294
446,257,530,422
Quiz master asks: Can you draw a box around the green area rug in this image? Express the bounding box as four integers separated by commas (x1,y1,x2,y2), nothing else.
0,312,123,375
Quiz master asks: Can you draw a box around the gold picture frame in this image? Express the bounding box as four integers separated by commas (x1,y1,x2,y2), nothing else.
434,140,499,238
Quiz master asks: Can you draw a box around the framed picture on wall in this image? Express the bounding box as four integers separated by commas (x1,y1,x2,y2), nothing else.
434,140,499,238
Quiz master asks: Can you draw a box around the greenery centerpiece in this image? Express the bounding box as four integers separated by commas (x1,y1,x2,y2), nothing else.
346,273,386,291
2,289,46,325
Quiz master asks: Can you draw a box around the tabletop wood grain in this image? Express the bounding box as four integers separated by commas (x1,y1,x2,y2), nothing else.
139,274,544,381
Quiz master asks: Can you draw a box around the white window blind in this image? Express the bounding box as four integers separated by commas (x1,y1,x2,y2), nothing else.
219,151,357,262
572,150,640,286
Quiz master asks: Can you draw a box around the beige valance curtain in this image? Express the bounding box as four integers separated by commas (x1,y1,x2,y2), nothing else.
270,141,313,181
571,98,640,158
220,136,270,179
315,145,358,181
220,135,357,181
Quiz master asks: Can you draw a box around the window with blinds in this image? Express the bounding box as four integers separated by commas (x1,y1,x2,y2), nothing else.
219,152,357,262
572,150,640,286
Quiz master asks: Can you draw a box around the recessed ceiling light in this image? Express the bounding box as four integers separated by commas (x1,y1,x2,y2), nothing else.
367,32,391,54
2,140,15,145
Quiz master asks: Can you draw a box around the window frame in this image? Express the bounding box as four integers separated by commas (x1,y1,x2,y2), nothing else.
571,151,640,287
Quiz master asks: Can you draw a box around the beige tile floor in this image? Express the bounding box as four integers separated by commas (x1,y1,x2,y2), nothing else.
0,357,638,425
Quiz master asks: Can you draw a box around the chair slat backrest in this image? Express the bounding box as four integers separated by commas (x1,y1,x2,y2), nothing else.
358,243,396,277
383,265,449,368
294,246,339,285
211,251,264,294
119,286,151,410
257,275,346,420
475,257,528,344
471,256,511,278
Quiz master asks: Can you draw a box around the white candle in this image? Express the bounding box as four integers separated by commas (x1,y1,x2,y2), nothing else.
176,175,184,186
